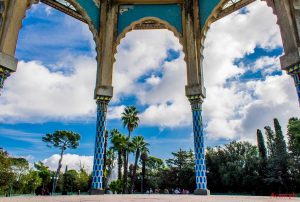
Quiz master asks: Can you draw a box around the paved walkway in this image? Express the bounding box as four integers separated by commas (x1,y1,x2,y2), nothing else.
1,195,300,202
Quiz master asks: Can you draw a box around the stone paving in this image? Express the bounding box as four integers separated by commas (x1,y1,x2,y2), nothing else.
1,195,300,202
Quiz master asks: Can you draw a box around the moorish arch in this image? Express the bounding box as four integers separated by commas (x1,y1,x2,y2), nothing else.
0,0,299,195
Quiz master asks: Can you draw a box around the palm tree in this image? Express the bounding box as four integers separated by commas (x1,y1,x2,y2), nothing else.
121,106,140,193
130,136,149,193
110,129,124,181
121,106,140,139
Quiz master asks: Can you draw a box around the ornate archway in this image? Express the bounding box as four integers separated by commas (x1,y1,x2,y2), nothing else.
0,0,299,195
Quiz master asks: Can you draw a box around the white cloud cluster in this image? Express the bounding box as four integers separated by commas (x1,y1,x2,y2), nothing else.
43,153,93,173
0,57,97,123
202,1,299,141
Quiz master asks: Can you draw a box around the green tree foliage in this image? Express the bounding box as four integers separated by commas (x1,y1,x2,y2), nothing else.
265,119,289,193
264,126,276,157
287,117,300,159
206,141,260,194
0,148,14,195
76,168,91,192
21,170,42,194
257,129,267,159
34,162,51,190
121,106,140,193
130,136,149,193
140,152,148,193
121,106,140,139
109,180,123,194
42,130,80,192
105,148,115,188
163,149,195,192
110,129,124,181
287,117,300,192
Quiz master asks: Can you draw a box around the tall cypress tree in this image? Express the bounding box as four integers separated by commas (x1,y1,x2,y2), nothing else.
274,119,287,156
256,129,268,194
273,118,289,193
264,126,275,157
257,129,267,159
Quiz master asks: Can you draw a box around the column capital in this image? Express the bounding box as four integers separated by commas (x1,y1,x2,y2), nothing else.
96,95,112,103
286,62,300,75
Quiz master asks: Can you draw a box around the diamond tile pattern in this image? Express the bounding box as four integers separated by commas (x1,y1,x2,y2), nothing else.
190,97,207,190
91,97,110,190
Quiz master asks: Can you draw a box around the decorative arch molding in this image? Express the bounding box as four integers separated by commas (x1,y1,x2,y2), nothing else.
113,17,186,64
199,0,277,54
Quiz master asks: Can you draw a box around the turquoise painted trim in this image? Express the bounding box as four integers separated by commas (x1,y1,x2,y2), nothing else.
199,0,221,27
118,4,182,35
77,0,100,31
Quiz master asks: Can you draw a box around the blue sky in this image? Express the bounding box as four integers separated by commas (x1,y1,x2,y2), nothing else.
0,1,299,171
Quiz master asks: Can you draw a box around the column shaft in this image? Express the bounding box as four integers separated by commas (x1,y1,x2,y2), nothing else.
91,96,111,190
189,96,207,191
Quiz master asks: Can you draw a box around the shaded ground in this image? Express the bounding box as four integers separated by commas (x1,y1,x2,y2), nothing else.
1,195,300,202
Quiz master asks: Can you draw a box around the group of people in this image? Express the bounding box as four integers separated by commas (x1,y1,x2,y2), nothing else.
145,188,190,195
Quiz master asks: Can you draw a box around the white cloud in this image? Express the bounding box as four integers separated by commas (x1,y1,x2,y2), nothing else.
201,1,298,141
107,105,126,120
0,56,97,123
43,154,93,173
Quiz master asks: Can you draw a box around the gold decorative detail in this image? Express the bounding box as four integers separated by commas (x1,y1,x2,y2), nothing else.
134,20,166,30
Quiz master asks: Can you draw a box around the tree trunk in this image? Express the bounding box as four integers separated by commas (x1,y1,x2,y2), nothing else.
53,148,64,193
123,150,128,194
141,159,146,194
118,151,122,180
123,129,131,194
130,149,139,193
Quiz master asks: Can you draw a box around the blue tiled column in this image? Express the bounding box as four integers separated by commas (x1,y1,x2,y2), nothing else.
286,64,300,105
91,96,111,191
188,95,207,193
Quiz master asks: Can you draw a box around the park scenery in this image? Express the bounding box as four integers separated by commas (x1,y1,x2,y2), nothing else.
0,0,300,201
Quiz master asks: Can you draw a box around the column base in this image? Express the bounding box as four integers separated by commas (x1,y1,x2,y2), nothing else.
194,189,210,195
89,189,105,195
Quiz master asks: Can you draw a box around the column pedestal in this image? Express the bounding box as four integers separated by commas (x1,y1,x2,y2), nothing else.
90,96,111,195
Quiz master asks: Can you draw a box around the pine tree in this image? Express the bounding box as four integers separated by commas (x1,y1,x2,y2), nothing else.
257,129,267,159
